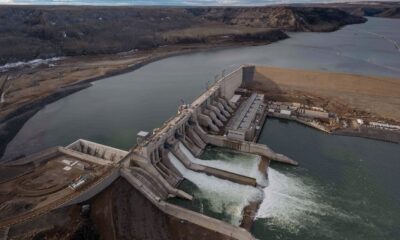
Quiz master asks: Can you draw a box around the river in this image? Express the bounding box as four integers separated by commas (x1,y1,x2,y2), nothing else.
2,17,400,239
254,119,400,239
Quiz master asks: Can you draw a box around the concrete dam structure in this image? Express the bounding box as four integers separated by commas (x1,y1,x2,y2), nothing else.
0,65,298,240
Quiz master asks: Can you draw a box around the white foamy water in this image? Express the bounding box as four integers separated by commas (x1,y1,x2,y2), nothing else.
168,152,263,226
256,167,356,235
179,142,267,186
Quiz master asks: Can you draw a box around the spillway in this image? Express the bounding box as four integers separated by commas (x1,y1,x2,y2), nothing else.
168,152,263,226
179,142,267,186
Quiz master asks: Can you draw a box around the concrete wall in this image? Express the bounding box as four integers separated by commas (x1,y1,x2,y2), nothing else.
171,142,256,186
136,111,190,161
121,170,255,240
194,125,297,165
93,177,253,240
219,66,244,99
135,66,246,162
67,139,129,163
242,65,255,85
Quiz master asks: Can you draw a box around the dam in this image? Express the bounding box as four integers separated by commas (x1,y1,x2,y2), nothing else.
2,62,400,239
0,64,300,239
1,17,399,239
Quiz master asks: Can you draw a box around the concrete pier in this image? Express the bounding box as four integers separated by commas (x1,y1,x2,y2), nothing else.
198,113,219,132
193,125,298,166
181,136,203,157
214,101,231,117
170,142,257,186
203,109,223,127
218,98,234,113
186,127,207,150
208,104,227,122
128,153,193,200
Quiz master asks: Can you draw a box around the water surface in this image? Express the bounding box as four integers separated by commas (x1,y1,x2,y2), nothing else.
2,17,400,239
4,17,399,160
168,151,263,226
254,119,400,240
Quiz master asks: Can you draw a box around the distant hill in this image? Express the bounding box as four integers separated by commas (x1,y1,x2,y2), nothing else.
0,5,366,64
306,1,400,19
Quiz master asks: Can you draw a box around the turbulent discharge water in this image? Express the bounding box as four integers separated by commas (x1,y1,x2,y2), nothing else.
178,142,267,186
168,152,263,226
256,167,356,236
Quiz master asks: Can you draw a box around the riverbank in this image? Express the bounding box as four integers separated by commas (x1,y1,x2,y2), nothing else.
0,5,369,159
1,38,298,160
244,65,400,143
0,5,366,64
266,114,400,144
262,98,400,143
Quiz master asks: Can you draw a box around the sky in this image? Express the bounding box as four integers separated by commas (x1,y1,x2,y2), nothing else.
0,0,395,6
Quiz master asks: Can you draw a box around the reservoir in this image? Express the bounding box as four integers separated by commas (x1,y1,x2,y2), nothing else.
2,17,400,239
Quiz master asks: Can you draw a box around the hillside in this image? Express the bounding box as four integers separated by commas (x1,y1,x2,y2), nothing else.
0,5,366,159
0,6,366,64
309,1,400,19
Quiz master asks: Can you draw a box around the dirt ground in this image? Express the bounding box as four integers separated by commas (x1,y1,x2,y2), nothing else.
7,205,84,240
248,66,400,123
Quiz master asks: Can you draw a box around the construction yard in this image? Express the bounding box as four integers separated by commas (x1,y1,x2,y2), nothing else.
0,147,112,226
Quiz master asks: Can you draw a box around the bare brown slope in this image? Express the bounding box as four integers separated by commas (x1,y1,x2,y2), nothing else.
307,2,400,19
246,66,400,121
189,6,366,32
